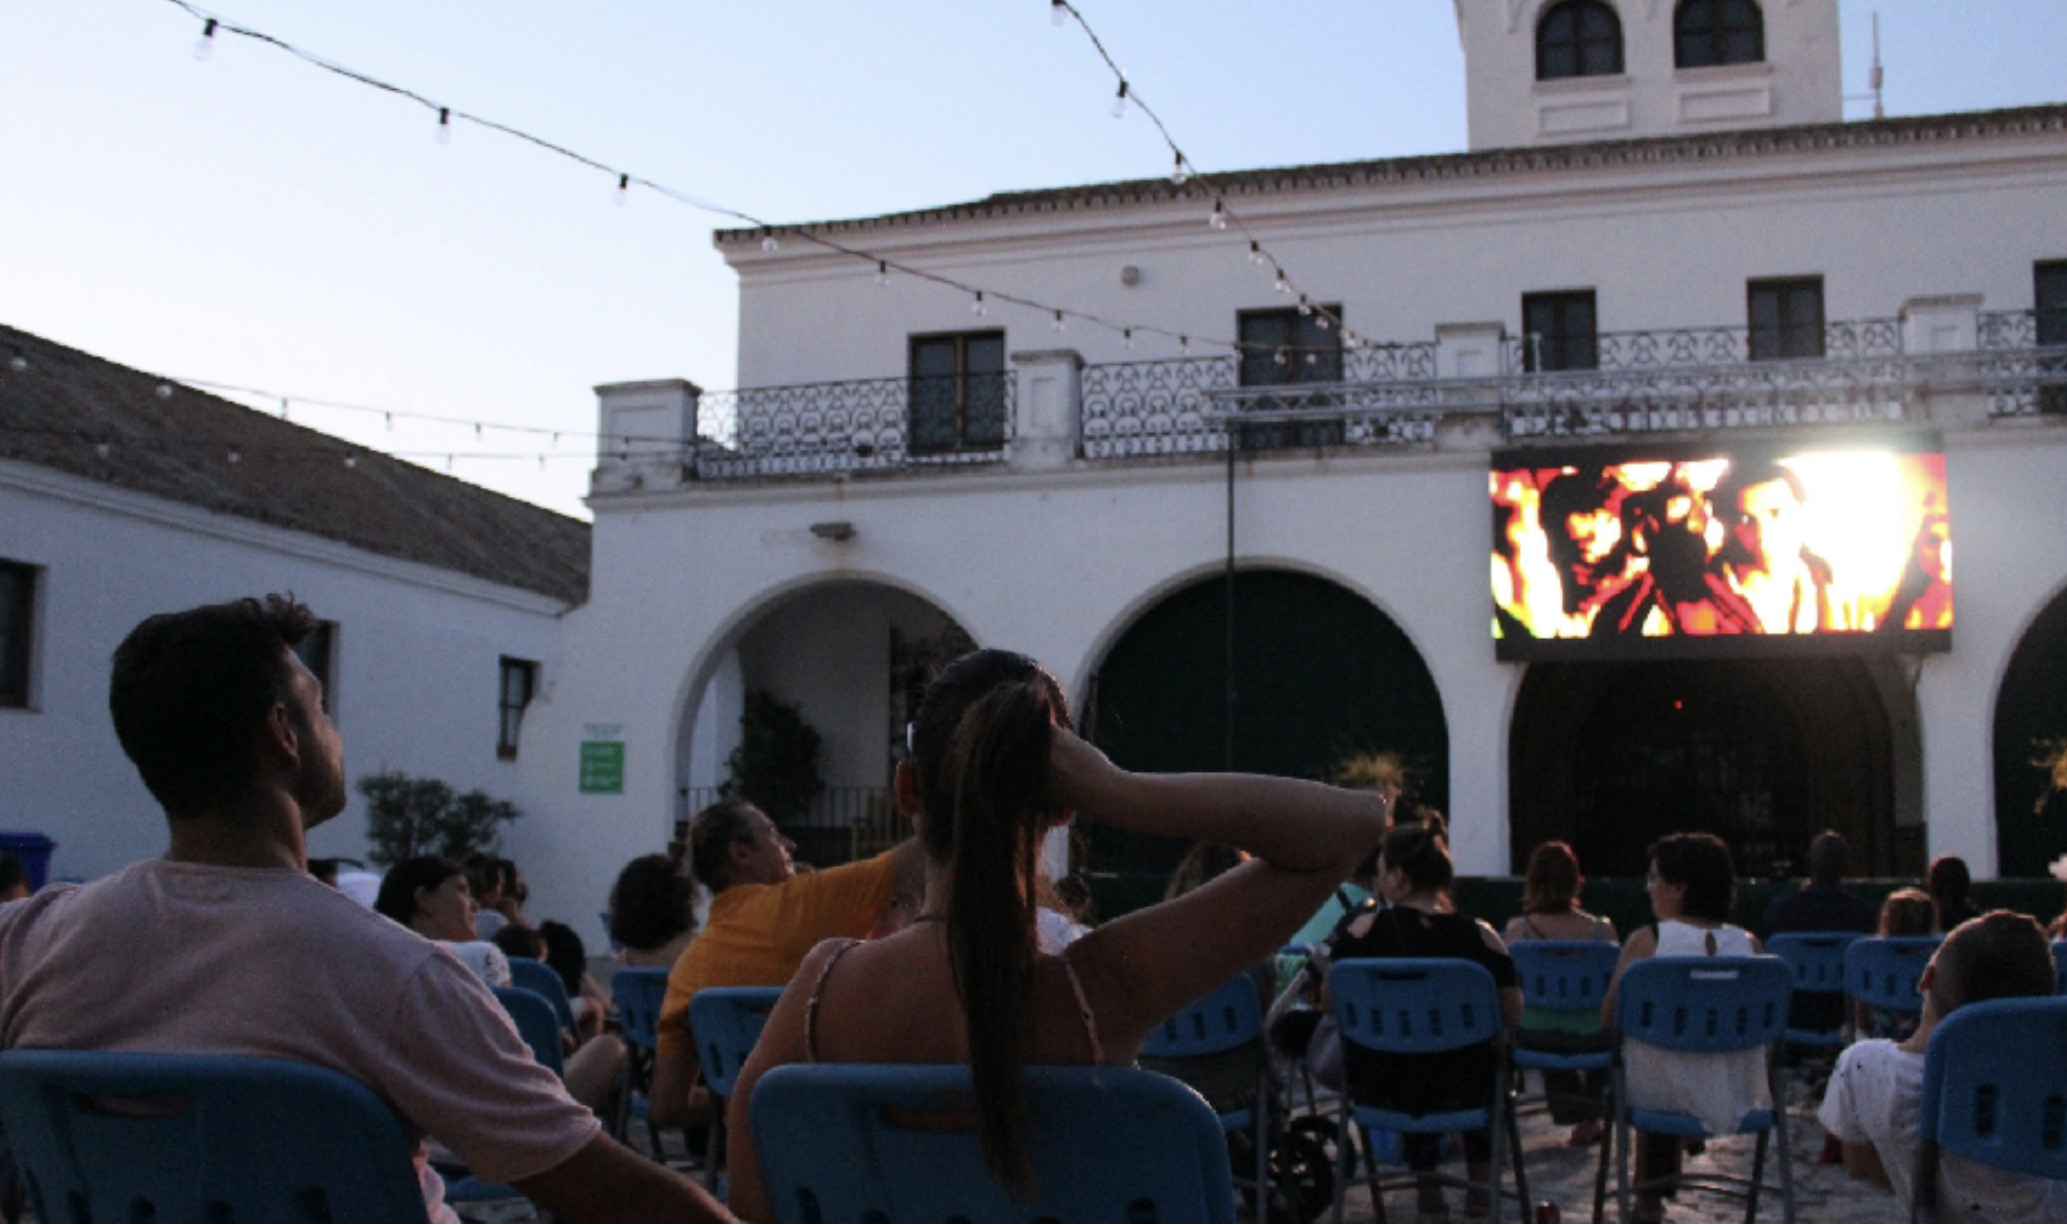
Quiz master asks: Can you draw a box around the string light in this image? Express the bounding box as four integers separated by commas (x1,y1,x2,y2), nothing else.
1051,0,1068,27
7,356,27,373
761,229,779,253
1179,336,1191,355
971,291,987,317
1298,297,1313,316
192,17,216,60
436,108,452,145
874,261,889,287
94,443,112,459
1122,329,1135,349
1274,271,1291,295
154,383,174,400
615,173,629,207
1052,311,1066,333
1170,153,1190,187
1248,241,1265,266
227,448,242,465
1111,79,1129,119
1209,200,1227,230
344,454,358,470
1274,348,1288,366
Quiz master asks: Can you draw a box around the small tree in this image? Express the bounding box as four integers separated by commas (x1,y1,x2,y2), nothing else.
722,690,824,826
359,771,520,868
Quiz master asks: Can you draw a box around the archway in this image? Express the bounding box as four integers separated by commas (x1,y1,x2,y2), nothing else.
1510,657,1911,879
1084,569,1447,874
1993,586,2067,876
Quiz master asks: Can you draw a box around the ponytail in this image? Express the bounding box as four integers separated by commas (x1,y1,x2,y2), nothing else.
907,649,1070,1197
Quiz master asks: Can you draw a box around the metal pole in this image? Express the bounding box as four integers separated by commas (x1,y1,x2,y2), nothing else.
1224,430,1237,770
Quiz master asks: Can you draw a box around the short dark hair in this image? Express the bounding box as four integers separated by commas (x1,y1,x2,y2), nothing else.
687,799,763,892
1649,832,1736,923
1929,910,2056,1015
373,855,464,928
1805,830,1849,886
609,853,697,950
1381,815,1455,894
109,595,318,817
537,920,589,999
493,923,546,961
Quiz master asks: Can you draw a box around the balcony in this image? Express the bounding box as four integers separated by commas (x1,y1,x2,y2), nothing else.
593,305,2065,489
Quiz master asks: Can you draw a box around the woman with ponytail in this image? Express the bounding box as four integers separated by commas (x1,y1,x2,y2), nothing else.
724,649,1392,1218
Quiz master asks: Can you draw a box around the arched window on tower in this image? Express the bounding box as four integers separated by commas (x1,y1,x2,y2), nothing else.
1536,1,1624,81
1674,0,1764,68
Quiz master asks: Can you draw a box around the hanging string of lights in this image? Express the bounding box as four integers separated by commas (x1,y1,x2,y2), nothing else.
159,0,1361,363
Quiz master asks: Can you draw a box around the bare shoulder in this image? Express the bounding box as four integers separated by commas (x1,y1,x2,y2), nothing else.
1475,917,1509,954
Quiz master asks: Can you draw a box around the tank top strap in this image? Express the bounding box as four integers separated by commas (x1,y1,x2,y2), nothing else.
1058,949,1106,1066
803,938,862,1063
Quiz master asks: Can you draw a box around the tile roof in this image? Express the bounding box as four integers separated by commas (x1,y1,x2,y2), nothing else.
0,323,590,605
718,103,2067,245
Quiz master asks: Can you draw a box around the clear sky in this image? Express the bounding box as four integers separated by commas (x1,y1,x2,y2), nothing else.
4,1,2062,520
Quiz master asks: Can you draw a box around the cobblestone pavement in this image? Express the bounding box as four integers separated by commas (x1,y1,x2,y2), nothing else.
1325,1066,1902,1223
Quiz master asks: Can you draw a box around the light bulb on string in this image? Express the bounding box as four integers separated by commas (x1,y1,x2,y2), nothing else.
761,229,779,252
1052,311,1066,333
227,448,242,465
1122,329,1135,349
193,18,217,61
1170,153,1190,187
1111,80,1129,119
1305,351,1318,366
874,260,889,287
344,454,358,471
1316,315,1331,331
1274,271,1290,295
972,292,987,317
278,398,290,420
155,383,174,400
445,455,455,472
7,355,26,373
384,412,394,431
1051,0,1068,26
94,442,111,460
436,108,452,145
1274,347,1288,366
1298,297,1312,316
1248,241,1265,267
1179,336,1191,355
616,174,630,207
1209,200,1227,230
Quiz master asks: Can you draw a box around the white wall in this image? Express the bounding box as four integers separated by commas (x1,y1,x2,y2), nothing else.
0,460,569,883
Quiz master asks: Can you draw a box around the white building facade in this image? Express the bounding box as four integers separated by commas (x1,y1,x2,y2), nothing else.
510,0,2067,935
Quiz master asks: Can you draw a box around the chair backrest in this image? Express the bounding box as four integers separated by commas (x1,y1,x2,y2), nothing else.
507,956,579,1032
1509,939,1621,1013
612,966,671,1053
748,1063,1234,1223
1612,956,1790,1052
1329,957,1504,1055
689,986,782,1101
494,985,566,1078
0,1050,429,1223
1843,936,1942,1014
1764,931,1862,994
1915,995,2067,1196
2053,941,2067,995
1141,974,1265,1060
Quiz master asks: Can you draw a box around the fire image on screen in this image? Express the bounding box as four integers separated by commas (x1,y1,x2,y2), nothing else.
1492,448,1950,653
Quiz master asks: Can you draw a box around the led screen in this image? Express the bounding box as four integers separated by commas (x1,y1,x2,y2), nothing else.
1492,441,1951,661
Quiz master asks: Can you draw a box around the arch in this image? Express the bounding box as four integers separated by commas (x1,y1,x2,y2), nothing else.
1674,0,1764,69
1510,656,1915,879
1536,0,1624,81
1084,567,1448,875
1992,582,2067,876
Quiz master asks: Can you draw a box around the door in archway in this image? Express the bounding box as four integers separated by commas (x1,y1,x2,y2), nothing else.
1510,658,1906,879
1994,587,2067,876
1086,569,1447,874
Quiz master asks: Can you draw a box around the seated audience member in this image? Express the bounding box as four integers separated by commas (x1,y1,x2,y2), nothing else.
1319,816,1520,1219
0,595,727,1221
1928,855,1983,934
375,856,512,989
608,852,698,968
1859,887,1938,1040
1503,839,1618,1146
1820,911,2066,1220
493,922,547,963
721,649,1390,1220
464,851,509,941
1766,830,1878,1041
648,799,923,1128
1606,831,1766,1223
305,856,341,889
540,919,611,1042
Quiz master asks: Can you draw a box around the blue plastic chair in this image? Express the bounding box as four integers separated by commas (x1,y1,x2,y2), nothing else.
2052,940,2067,995
508,956,579,1033
748,1063,1234,1222
1508,939,1619,1084
689,986,783,1190
1327,957,1528,1222
1141,974,1271,1219
494,985,566,1077
1603,955,1795,1223
1766,931,1864,1046
0,1050,428,1222
1913,995,2067,1218
1844,936,1942,1022
611,966,675,1158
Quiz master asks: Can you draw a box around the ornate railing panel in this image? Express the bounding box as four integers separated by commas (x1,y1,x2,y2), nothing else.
685,374,1012,479
1505,318,1904,374
1080,356,1236,458
1978,310,2067,416
1502,358,1920,438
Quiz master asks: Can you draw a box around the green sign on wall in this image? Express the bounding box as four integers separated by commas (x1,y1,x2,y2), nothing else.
579,723,625,794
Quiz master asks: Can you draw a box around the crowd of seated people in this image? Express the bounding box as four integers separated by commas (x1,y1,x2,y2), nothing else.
8,596,2066,1223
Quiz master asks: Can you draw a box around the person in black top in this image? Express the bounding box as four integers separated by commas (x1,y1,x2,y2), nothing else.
1766,831,1878,1038
1319,816,1521,1218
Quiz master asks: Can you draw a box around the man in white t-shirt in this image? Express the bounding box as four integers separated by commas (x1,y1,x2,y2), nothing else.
0,595,731,1223
1818,910,2067,1221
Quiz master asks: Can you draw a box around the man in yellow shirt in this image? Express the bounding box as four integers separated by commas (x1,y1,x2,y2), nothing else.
649,799,920,1127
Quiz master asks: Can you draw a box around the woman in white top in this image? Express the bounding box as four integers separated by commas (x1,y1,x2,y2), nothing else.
1603,832,1765,1223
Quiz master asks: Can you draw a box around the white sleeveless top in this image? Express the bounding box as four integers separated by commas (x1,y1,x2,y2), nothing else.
1623,920,1770,1135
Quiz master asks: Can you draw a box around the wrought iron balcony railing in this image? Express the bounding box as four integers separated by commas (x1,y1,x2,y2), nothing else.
1978,309,2067,417
684,373,1013,480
